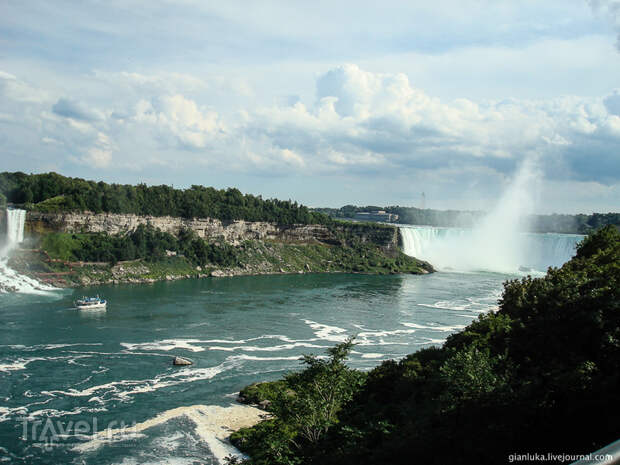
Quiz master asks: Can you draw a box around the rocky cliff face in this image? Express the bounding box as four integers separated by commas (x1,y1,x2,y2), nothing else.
25,211,399,250
335,222,400,252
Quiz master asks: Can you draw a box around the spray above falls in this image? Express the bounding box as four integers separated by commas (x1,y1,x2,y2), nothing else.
400,159,584,273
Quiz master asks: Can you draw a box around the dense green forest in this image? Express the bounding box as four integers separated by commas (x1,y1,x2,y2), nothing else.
41,225,239,268
316,205,620,234
0,172,329,224
230,226,620,464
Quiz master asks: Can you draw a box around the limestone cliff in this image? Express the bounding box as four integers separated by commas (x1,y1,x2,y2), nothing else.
25,211,399,250
11,212,434,288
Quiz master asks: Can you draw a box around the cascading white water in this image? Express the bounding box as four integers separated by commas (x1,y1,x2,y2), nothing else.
6,208,25,247
400,226,583,273
1,209,55,294
400,158,584,273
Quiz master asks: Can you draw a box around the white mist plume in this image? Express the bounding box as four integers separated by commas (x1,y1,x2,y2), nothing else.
467,157,541,271
401,158,546,273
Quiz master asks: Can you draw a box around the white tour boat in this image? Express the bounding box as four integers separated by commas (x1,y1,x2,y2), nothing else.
75,295,107,310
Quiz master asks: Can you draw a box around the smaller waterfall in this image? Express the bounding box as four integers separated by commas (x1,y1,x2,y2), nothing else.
1,209,55,294
6,208,26,247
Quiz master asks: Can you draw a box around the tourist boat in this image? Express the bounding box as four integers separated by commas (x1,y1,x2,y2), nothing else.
75,295,107,310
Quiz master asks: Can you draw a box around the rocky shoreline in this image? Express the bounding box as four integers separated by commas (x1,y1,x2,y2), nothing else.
6,242,433,290
2,211,434,292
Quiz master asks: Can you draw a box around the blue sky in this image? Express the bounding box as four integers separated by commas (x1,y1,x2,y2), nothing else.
1,0,620,213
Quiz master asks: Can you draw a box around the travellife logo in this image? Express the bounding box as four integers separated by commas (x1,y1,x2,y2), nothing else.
21,417,138,451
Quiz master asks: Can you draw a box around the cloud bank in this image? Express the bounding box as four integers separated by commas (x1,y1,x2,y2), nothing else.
0,1,619,212
1,63,619,211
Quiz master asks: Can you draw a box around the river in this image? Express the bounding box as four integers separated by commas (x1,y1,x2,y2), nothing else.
0,228,583,464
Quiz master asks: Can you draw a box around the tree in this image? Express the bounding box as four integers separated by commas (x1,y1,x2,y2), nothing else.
274,338,363,445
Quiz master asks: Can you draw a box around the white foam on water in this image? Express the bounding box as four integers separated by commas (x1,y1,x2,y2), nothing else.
0,401,107,424
346,325,419,348
417,300,471,311
401,322,466,332
110,458,196,465
44,343,103,350
74,403,267,465
417,337,448,345
24,405,108,421
228,354,302,362
1,343,103,352
360,353,384,359
0,359,29,372
151,430,185,450
303,320,348,342
206,342,328,352
0,406,27,422
120,340,207,352
43,358,239,402
416,293,500,314
356,329,416,338
120,334,305,353
0,260,57,295
0,354,92,373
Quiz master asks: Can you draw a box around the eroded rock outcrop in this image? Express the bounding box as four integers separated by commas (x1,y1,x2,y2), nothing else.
173,356,193,366
25,211,399,250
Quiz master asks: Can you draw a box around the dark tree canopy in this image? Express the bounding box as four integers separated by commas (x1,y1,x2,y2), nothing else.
230,226,620,465
42,225,239,267
0,172,329,225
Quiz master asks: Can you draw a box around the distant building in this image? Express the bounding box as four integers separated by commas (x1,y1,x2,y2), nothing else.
353,211,399,223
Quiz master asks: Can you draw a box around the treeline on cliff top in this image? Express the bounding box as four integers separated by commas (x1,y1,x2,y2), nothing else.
229,225,620,465
316,204,620,234
0,172,329,224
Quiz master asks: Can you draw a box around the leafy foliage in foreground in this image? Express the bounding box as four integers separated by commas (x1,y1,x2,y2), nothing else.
231,226,620,464
231,339,366,464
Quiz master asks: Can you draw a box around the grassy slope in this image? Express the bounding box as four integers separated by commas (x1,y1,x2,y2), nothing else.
27,232,431,287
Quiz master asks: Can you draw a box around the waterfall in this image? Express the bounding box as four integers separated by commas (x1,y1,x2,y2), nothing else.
400,225,583,273
1,209,55,294
6,208,26,247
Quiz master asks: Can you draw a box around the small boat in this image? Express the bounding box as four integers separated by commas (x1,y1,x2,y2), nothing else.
75,295,107,310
